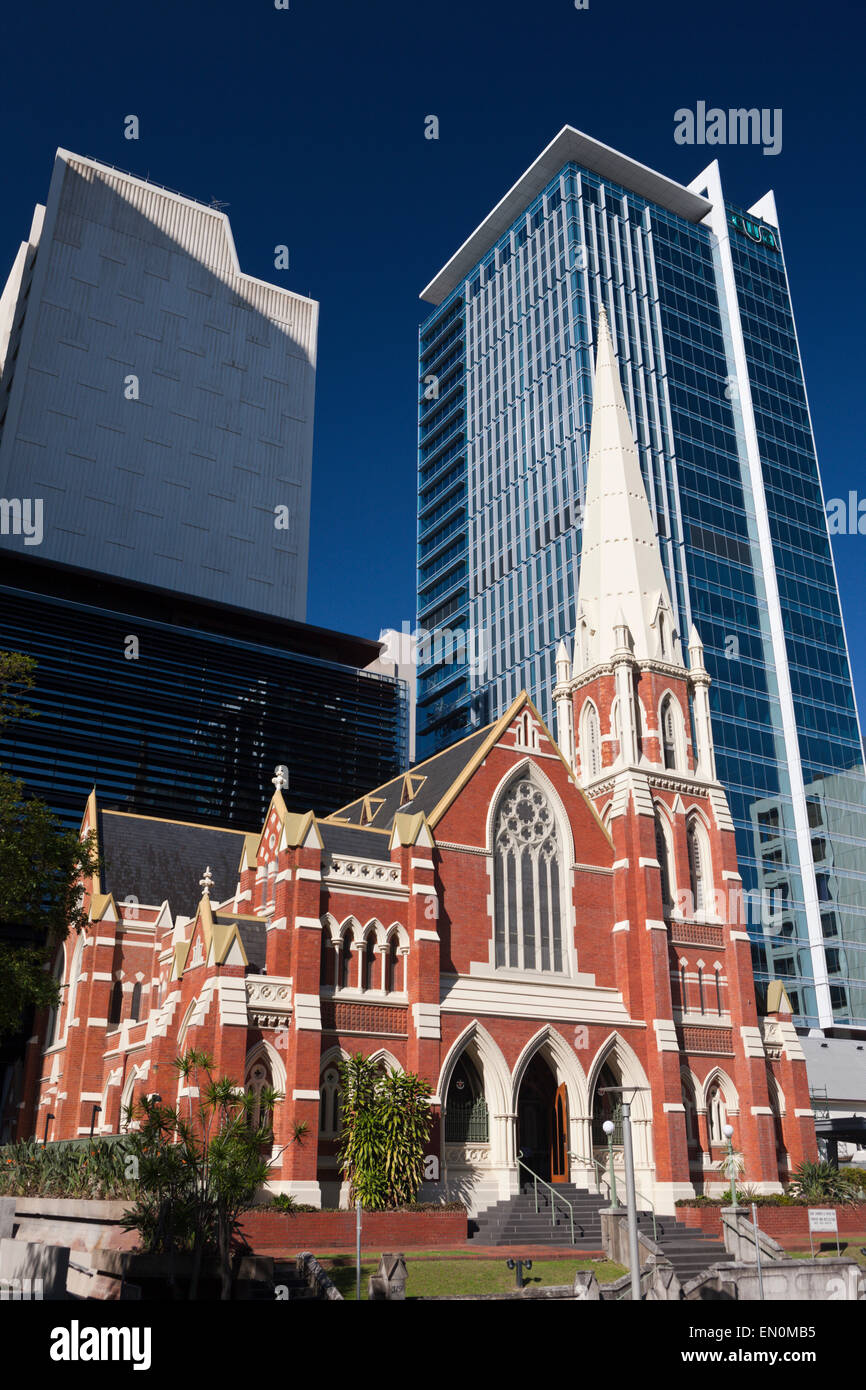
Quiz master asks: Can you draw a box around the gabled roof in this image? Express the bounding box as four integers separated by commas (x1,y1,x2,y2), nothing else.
325,692,589,839
97,806,247,909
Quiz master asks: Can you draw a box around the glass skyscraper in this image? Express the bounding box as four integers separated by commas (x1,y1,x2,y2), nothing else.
415,126,866,1031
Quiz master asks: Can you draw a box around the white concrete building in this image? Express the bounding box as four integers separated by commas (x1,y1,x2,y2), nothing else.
0,150,317,619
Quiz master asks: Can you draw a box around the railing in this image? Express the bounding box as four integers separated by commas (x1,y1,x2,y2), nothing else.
573,1151,660,1242
516,1152,575,1245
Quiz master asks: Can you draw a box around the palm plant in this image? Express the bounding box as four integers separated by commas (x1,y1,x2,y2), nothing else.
788,1160,860,1206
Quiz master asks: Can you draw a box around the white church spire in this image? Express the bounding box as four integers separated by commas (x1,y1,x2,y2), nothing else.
573,308,681,672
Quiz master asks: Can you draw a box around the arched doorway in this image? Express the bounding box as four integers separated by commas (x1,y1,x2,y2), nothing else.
517,1054,569,1184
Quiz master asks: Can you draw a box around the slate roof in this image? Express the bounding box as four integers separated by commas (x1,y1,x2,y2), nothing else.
325,722,494,833
319,822,392,862
215,913,267,971
98,808,247,911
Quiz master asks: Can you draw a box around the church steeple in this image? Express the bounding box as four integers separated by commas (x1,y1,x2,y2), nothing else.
573,308,681,674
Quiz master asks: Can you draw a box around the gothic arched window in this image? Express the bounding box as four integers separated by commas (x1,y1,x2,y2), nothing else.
661,696,679,769
386,935,402,993
245,1058,273,1132
493,777,565,973
130,982,142,1022
581,702,601,780
339,928,353,989
363,932,377,991
687,818,709,916
319,1065,341,1138
655,815,673,915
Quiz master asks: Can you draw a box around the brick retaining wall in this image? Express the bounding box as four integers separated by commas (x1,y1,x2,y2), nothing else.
238,1208,468,1252
677,1203,866,1244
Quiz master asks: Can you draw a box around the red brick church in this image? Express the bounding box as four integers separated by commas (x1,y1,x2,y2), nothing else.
8,311,817,1215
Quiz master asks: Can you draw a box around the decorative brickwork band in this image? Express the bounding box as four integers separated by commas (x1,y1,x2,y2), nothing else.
320,1000,409,1037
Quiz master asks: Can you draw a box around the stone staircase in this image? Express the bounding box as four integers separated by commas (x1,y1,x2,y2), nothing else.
469,1182,608,1249
469,1184,728,1283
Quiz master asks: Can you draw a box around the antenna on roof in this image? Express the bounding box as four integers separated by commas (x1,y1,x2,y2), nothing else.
210,197,230,211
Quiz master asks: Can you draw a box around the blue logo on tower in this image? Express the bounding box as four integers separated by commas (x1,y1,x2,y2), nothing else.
729,211,779,253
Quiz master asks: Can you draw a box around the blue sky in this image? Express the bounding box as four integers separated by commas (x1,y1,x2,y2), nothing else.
1,0,865,709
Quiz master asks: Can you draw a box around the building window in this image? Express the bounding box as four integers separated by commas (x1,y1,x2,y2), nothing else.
386,936,403,992
687,819,709,916
108,981,123,1029
319,1067,341,1138
444,1056,488,1142
245,1059,273,1132
707,1083,728,1144
656,815,673,914
581,701,601,779
130,982,142,1022
493,776,565,973
661,696,679,769
340,928,353,989
363,933,377,991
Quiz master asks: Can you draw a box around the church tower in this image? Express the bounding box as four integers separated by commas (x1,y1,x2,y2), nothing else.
553,309,813,1201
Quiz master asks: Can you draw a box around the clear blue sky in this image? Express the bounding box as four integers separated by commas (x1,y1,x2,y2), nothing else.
1,0,865,711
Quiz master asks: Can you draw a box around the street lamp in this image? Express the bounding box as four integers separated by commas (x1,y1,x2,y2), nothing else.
89,1104,102,1139
723,1123,738,1210
600,1086,649,1301
602,1119,619,1208
43,1113,54,1146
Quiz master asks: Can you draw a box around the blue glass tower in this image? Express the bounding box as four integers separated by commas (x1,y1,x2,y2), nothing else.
415,127,866,1031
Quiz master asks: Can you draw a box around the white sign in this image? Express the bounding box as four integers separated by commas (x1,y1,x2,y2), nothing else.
808,1208,838,1233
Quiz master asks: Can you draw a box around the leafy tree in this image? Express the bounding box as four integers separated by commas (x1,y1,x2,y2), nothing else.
337,1053,432,1210
0,650,99,1037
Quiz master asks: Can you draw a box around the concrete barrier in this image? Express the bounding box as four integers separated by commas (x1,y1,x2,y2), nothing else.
682,1257,865,1301
721,1209,786,1264
0,1237,69,1299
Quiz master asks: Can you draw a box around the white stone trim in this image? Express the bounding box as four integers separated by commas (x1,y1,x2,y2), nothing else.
294,916,322,930
414,930,440,942
295,869,321,881
645,919,667,931
663,1103,686,1113
740,1025,766,1059
413,1003,441,1040
612,920,630,933
653,1019,680,1052
294,994,322,1031
293,1089,321,1101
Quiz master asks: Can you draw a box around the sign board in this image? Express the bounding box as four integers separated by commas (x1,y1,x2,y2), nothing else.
728,210,780,253
808,1208,838,1233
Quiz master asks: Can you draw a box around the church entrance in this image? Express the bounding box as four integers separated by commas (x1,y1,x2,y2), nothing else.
517,1054,569,1184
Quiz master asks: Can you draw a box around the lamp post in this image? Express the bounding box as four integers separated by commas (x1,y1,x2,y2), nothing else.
43,1113,54,1146
723,1123,738,1209
89,1104,102,1139
600,1086,649,1302
602,1119,619,1208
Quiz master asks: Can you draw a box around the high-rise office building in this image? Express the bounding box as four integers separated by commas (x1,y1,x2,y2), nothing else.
416,126,866,1031
0,149,316,619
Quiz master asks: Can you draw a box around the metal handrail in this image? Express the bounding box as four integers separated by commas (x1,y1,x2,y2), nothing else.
516,1152,575,1245
571,1151,660,1242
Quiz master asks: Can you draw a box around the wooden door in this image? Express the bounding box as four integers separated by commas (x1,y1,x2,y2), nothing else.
550,1083,569,1183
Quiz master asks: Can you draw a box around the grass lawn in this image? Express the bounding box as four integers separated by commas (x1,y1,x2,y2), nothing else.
786,1244,866,1266
323,1253,627,1300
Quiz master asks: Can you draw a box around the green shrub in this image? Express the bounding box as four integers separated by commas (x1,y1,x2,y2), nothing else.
337,1054,433,1211
788,1160,860,1206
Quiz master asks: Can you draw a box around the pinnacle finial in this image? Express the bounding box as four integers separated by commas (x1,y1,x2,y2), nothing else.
199,866,214,898
272,764,288,793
